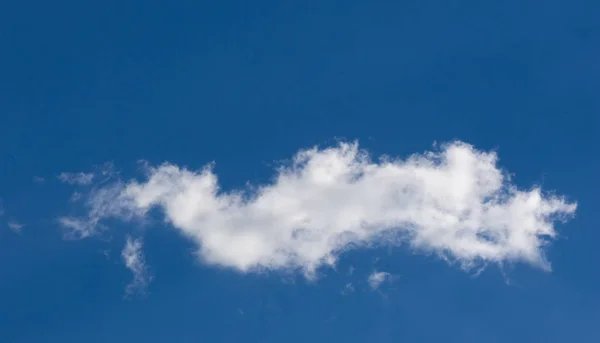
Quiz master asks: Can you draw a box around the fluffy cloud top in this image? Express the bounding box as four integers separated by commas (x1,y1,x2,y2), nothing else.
121,236,151,295
60,141,576,276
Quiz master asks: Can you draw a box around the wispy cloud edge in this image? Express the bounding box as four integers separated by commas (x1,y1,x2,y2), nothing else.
58,172,95,185
121,236,152,296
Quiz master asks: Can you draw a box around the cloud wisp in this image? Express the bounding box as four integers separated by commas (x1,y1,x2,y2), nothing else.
58,172,95,185
59,141,576,277
121,236,151,296
341,282,355,295
7,220,24,233
368,271,391,290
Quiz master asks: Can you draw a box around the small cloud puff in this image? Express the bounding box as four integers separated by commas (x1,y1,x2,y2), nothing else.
58,172,94,185
368,271,391,290
59,141,577,278
7,220,24,233
121,236,152,296
341,282,355,295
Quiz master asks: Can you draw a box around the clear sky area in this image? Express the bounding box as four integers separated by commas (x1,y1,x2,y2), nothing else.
1,1,598,342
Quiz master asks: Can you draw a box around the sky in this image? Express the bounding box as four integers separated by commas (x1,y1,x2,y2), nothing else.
0,1,599,342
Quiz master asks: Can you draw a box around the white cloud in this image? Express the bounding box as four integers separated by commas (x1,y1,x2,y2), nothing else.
121,236,151,295
59,141,576,277
58,172,94,185
7,220,24,233
368,271,391,290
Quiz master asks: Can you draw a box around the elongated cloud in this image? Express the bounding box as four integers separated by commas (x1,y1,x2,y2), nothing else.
121,236,151,295
60,141,576,276
58,172,94,185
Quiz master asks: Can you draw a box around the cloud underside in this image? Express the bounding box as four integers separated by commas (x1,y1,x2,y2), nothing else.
60,141,576,276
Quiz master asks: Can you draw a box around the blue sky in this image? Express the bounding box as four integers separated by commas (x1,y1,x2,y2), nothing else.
1,1,598,342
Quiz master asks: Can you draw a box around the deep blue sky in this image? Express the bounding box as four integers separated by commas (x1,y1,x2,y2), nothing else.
1,1,599,342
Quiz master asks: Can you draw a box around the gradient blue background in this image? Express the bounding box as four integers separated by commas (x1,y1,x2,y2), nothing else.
1,1,598,342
